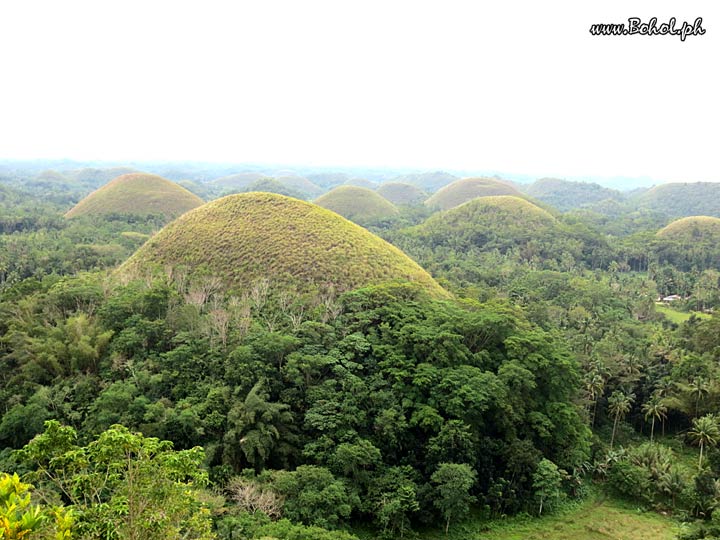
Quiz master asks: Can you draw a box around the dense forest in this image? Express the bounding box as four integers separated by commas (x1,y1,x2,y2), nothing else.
2,162,720,539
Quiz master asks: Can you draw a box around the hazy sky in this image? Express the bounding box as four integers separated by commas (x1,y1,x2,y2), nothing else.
1,1,717,182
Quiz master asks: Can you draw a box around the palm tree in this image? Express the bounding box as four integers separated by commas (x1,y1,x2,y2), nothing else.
585,371,605,428
688,378,710,418
642,397,667,443
608,391,635,449
224,379,293,471
688,414,720,470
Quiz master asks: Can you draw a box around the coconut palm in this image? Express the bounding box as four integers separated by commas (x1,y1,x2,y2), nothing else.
688,378,710,418
608,391,634,449
688,414,720,470
642,397,667,443
585,371,605,428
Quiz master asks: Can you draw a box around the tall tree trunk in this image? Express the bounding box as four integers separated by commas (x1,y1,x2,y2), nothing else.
610,414,619,449
650,417,655,443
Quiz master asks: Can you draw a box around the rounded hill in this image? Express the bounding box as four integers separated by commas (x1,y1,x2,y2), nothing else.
636,182,720,218
377,183,427,206
119,193,447,297
523,178,623,211
64,173,204,221
408,196,560,255
315,186,399,225
213,173,322,199
657,216,720,241
425,177,521,211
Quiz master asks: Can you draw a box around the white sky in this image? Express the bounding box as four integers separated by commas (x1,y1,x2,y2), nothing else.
0,1,717,182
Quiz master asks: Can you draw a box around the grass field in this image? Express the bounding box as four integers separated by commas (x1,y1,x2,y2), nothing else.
415,495,679,540
655,303,711,324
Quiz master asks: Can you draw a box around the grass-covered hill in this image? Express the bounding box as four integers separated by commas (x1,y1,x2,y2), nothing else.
343,178,378,190
212,172,268,189
314,186,400,225
523,177,624,211
213,173,322,199
636,182,720,218
119,192,447,297
377,182,427,206
417,195,557,241
66,167,138,187
274,175,323,198
424,177,521,211
64,173,204,221
389,171,458,193
657,216,720,241
398,195,571,268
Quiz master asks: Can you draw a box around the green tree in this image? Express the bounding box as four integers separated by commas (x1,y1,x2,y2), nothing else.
19,421,213,540
688,414,720,470
269,465,357,529
532,458,564,516
642,397,667,443
0,472,74,540
223,380,294,471
608,391,634,449
430,463,477,536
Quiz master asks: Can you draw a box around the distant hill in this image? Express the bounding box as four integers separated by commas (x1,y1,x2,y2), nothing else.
118,192,447,297
65,173,204,221
389,171,458,193
523,178,624,211
377,183,427,206
213,173,322,199
274,175,323,198
305,172,351,188
241,179,306,199
425,177,521,211
343,178,378,190
657,216,720,241
636,182,720,218
35,169,71,183
315,186,399,225
212,173,269,190
653,216,720,271
406,196,562,259
66,167,138,187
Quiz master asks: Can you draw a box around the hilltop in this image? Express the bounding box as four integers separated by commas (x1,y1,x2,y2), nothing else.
398,195,573,269
523,178,623,211
64,173,204,220
425,177,521,211
212,172,269,190
657,216,720,241
66,166,138,187
119,192,447,297
343,178,378,190
377,182,427,206
213,173,322,199
389,171,457,193
636,182,720,218
315,186,400,225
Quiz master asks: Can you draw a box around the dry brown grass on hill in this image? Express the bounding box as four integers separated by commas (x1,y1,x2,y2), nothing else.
425,177,520,211
65,173,204,221
119,192,448,297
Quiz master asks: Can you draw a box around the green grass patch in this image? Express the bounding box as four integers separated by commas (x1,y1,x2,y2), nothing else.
655,303,710,324
414,495,678,540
